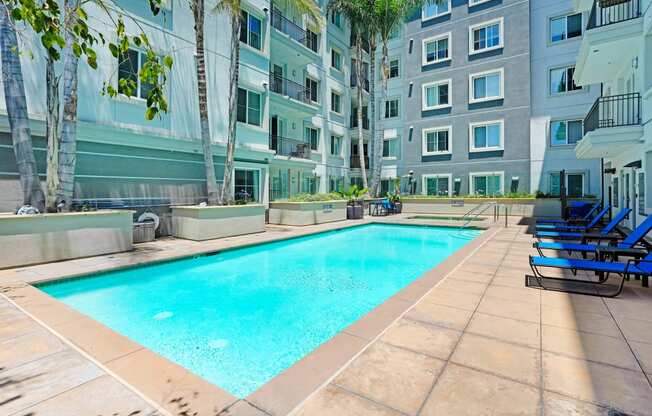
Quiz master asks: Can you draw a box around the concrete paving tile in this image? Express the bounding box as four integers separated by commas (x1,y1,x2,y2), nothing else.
381,318,461,360
446,270,495,283
466,313,540,348
542,352,652,415
344,297,412,340
477,296,541,324
491,275,526,288
0,312,40,341
334,341,445,415
405,301,472,331
450,333,540,386
541,306,621,338
541,291,609,316
0,349,103,415
542,325,638,370
18,374,161,416
0,329,67,370
455,263,498,276
606,297,652,322
630,341,652,376
436,279,488,295
294,384,402,416
617,317,652,344
543,391,612,416
219,400,270,416
484,285,541,305
420,364,540,416
422,288,483,311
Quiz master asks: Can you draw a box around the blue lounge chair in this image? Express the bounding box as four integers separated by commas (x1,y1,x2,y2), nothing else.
536,204,609,231
526,250,652,297
536,202,601,225
535,208,631,240
535,213,652,257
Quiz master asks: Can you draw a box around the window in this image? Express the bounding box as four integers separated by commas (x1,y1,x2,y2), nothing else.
383,138,399,158
469,18,503,54
234,169,260,202
469,68,503,103
422,0,450,20
305,127,319,151
350,177,364,189
423,33,450,65
306,29,318,52
422,79,451,110
239,11,262,50
118,49,154,99
331,11,342,28
330,135,342,156
469,0,492,6
422,126,451,155
471,172,503,196
331,48,342,71
329,176,344,192
237,88,261,126
385,98,399,118
550,13,582,43
469,120,503,152
305,77,318,103
389,58,400,79
423,174,451,196
331,90,342,113
549,172,584,197
550,119,583,146
550,66,581,94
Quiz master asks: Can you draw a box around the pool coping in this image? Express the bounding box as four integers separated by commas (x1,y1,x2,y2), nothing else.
1,219,498,416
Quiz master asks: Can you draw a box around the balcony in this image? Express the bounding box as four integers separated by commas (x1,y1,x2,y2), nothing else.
350,116,369,130
576,93,644,159
270,8,319,63
350,156,370,169
574,0,643,85
270,135,312,160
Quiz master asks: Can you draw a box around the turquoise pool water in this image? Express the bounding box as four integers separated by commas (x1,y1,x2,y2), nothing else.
39,224,480,397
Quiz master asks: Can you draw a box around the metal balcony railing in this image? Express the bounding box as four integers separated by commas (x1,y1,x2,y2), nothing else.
270,8,318,53
587,0,640,30
584,92,641,134
350,75,370,92
269,73,311,104
350,116,369,130
350,156,370,169
270,135,311,159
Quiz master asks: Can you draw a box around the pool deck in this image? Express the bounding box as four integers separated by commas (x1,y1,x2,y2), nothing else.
2,216,652,415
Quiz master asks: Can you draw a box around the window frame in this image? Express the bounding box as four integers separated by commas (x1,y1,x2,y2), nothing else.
468,0,493,7
422,79,452,111
237,87,262,126
422,32,452,66
305,76,319,104
389,58,400,79
331,47,342,71
468,119,504,152
549,118,584,147
331,11,343,29
330,89,342,114
382,135,400,159
549,12,583,44
422,173,453,197
421,0,451,21
240,10,263,51
468,68,504,103
468,17,504,55
549,65,582,96
422,126,452,156
330,134,343,157
384,97,400,119
232,167,261,202
469,171,505,195
549,171,585,197
305,126,319,151
117,48,156,101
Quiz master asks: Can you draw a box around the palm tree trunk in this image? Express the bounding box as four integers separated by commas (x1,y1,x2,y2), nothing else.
219,11,241,205
355,33,368,190
371,39,389,197
57,1,81,210
0,4,45,211
45,56,61,212
193,0,220,205
368,38,380,196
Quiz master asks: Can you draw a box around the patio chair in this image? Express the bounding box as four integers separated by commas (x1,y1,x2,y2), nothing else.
534,213,652,258
535,208,631,240
379,199,394,216
535,204,609,231
525,250,652,297
536,202,601,225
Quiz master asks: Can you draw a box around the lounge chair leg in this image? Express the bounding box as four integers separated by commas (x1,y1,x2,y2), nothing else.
643,276,649,288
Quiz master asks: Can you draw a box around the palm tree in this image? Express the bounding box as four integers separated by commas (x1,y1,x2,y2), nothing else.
327,0,370,190
216,0,322,204
0,3,46,211
191,0,221,205
45,54,61,211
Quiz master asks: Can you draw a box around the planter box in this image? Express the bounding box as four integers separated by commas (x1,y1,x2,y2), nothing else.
268,200,347,226
171,204,265,241
0,210,134,269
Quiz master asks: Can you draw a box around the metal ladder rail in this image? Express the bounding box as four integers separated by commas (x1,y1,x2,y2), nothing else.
460,202,497,229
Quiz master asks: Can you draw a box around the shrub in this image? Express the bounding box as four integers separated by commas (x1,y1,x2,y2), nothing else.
280,193,344,202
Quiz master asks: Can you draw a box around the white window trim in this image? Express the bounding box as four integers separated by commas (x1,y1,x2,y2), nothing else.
421,0,451,21
468,119,504,152
421,79,452,111
422,173,453,197
331,47,343,72
549,65,581,96
468,68,504,104
330,134,343,157
384,97,400,119
469,171,505,195
305,76,319,104
305,126,320,152
388,57,400,79
422,32,452,66
422,126,452,156
468,17,504,55
232,167,262,202
549,118,584,147
330,89,343,114
548,11,583,45
468,0,493,7
382,136,400,160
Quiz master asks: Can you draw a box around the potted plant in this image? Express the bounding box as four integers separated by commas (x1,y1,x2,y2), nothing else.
338,185,367,219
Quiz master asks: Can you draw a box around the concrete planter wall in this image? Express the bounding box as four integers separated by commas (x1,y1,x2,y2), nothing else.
401,198,596,217
171,204,265,241
0,210,134,269
268,200,347,226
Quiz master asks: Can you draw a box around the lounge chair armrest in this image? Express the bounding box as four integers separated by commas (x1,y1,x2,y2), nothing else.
580,233,622,243
626,258,652,274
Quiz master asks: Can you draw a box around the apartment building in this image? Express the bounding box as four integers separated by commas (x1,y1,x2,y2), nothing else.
572,0,652,230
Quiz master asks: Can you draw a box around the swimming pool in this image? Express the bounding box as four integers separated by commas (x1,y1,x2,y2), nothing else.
39,224,480,397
